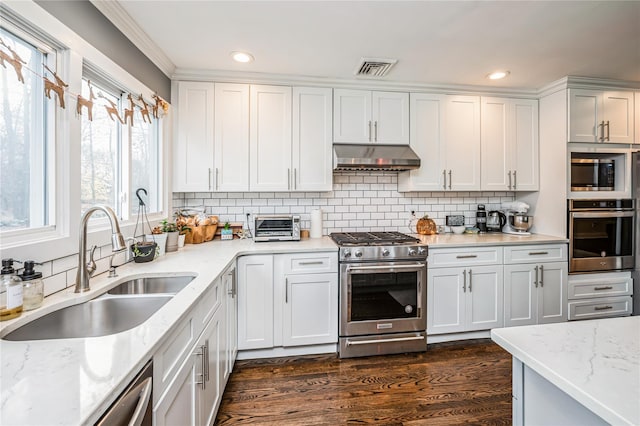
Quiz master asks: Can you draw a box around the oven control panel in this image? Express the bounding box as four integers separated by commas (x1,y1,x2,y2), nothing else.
340,245,427,262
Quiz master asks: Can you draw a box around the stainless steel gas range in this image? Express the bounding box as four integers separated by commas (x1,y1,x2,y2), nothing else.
330,232,428,358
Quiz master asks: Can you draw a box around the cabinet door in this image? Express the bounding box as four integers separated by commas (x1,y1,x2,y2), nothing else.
481,97,510,191
292,87,333,191
249,85,292,191
372,91,409,144
282,273,338,346
333,89,372,143
174,81,215,192
237,255,274,349
154,351,200,426
427,267,465,334
504,264,537,327
512,99,539,191
214,83,249,191
603,91,634,143
444,95,481,190
398,93,446,191
537,262,568,324
466,266,504,331
568,89,600,142
200,309,224,426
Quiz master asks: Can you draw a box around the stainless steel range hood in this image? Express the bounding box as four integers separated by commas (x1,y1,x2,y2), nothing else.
333,144,420,171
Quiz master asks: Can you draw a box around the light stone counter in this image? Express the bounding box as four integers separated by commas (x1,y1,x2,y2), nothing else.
0,237,338,426
413,232,568,247
491,317,640,425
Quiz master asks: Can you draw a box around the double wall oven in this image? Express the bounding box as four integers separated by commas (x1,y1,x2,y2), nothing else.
330,232,428,358
568,199,635,273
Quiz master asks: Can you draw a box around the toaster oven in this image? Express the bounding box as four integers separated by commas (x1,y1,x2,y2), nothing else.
254,215,301,242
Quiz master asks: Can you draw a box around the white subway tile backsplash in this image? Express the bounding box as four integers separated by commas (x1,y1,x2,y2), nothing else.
43,273,67,297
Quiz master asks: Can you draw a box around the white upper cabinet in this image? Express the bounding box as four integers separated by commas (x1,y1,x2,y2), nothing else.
249,85,292,191
333,89,409,144
568,89,634,143
292,87,333,191
214,83,250,191
398,94,480,191
174,81,215,192
481,97,539,191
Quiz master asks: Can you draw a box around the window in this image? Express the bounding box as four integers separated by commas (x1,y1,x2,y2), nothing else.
80,73,162,221
0,26,54,232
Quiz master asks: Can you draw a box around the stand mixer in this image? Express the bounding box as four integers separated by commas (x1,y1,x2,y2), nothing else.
501,201,534,235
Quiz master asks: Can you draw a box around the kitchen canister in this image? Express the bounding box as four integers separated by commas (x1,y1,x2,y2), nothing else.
310,209,323,238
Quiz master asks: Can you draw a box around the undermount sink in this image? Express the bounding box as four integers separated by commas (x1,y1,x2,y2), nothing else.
107,275,195,295
3,295,173,341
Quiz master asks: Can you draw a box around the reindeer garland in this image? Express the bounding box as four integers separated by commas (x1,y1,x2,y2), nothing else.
0,36,169,123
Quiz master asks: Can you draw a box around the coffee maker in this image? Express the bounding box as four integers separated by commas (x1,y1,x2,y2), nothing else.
476,204,487,233
486,211,505,232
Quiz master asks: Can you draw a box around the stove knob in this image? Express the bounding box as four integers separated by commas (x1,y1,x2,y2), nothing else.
418,247,427,256
343,249,351,258
408,248,417,256
382,249,390,256
354,250,363,258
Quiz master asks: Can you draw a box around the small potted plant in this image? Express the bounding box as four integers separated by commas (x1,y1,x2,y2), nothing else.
148,226,167,255
174,211,191,248
221,222,233,240
162,219,180,252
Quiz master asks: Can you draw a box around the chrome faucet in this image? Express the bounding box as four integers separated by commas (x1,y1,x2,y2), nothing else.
75,205,126,293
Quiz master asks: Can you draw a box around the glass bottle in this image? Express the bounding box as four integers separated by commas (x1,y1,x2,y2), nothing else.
1,259,23,321
20,261,44,311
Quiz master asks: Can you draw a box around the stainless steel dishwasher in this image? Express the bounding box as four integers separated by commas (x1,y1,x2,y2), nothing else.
96,360,153,426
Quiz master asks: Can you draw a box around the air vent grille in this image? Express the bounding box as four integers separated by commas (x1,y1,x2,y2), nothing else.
354,58,398,78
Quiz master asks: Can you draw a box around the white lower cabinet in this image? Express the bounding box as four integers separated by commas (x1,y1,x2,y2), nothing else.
568,271,633,320
154,274,232,426
237,252,338,351
223,265,237,381
427,265,503,334
504,261,568,327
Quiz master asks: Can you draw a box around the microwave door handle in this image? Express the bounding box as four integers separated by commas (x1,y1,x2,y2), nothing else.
571,211,634,219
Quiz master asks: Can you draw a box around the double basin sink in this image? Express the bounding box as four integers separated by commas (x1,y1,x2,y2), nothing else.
3,275,195,341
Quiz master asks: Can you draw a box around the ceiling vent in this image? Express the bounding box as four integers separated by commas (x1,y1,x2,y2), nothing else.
354,57,398,78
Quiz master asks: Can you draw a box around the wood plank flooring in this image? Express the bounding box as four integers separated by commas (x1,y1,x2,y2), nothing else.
215,339,512,425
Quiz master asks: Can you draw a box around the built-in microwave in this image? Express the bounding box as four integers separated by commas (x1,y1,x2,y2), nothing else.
571,158,615,191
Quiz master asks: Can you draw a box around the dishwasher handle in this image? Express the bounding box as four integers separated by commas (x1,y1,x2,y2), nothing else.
129,377,153,426
96,362,153,426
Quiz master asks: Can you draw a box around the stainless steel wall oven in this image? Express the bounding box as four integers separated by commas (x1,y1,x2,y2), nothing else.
568,199,635,273
331,232,427,358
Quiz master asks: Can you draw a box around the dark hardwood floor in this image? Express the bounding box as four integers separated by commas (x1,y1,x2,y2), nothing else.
215,339,512,425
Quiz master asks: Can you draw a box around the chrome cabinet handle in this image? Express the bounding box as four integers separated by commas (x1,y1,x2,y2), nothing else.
508,171,512,190
368,120,372,142
462,269,467,292
285,277,289,303
534,265,538,288
513,170,517,190
598,121,604,142
299,261,324,265
456,254,477,259
374,121,378,142
595,305,613,311
529,251,549,256
208,168,212,190
468,269,472,292
594,286,613,291
287,168,291,190
443,170,447,190
194,346,206,389
215,168,219,190
605,120,610,141
204,341,210,382
539,265,543,287
294,168,297,190
448,170,452,190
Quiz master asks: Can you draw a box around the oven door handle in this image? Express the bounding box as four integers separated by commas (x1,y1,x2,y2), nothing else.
346,263,425,273
571,211,634,219
346,335,426,346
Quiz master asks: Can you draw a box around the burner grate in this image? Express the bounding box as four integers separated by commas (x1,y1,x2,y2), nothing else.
330,231,419,246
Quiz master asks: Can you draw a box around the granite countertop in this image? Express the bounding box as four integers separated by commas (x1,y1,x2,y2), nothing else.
414,232,568,247
491,317,640,425
0,237,338,426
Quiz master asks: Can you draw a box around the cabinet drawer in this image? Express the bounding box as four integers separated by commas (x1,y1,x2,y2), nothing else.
279,252,338,274
199,277,223,326
504,244,567,264
428,247,502,268
568,272,632,300
568,296,632,321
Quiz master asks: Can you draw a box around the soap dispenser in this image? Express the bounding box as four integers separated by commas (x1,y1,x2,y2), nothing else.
1,258,23,321
20,261,44,311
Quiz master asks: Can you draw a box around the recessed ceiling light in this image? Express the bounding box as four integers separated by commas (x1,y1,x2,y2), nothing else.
487,70,510,80
231,51,254,63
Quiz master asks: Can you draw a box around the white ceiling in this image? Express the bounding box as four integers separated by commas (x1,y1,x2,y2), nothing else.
104,1,640,90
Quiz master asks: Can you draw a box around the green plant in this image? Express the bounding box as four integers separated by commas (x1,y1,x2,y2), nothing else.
160,218,177,233
224,222,231,230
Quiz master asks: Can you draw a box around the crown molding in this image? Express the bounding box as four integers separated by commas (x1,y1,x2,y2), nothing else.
172,68,541,98
90,0,175,77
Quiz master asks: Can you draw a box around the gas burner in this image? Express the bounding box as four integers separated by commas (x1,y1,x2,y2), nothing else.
330,231,419,246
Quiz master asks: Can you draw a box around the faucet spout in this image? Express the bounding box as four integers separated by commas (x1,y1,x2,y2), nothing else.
75,205,126,293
